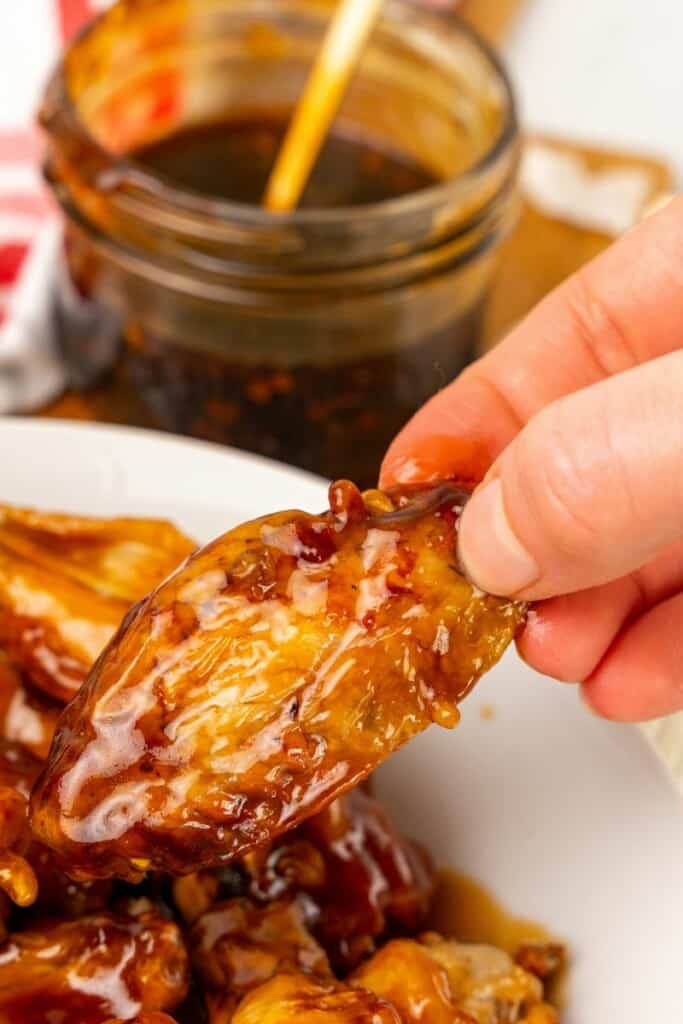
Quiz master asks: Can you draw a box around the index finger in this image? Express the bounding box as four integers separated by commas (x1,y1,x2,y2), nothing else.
380,195,683,487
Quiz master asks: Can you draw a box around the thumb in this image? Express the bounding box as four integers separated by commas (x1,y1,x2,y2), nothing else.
458,351,683,600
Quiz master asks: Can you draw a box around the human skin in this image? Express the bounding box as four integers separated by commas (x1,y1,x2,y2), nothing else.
381,195,683,722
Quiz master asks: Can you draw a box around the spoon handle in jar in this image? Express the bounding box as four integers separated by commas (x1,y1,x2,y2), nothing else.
263,0,385,213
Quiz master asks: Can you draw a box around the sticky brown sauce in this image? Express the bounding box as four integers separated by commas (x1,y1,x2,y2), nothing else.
430,870,555,950
430,870,568,1007
134,114,438,209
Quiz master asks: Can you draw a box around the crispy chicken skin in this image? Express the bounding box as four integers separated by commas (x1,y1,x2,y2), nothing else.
248,789,435,971
190,897,331,1023
351,936,558,1024
0,909,189,1024
0,505,195,702
30,482,524,881
231,973,402,1024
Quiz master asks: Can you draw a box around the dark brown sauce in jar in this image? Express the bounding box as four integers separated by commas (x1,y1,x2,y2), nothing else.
98,116,467,486
45,0,518,486
113,298,485,489
135,115,438,208
54,112,489,487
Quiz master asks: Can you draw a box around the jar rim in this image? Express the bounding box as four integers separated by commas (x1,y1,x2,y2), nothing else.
45,0,518,234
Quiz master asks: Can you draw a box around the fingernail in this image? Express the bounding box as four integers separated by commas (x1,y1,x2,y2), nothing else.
458,478,540,596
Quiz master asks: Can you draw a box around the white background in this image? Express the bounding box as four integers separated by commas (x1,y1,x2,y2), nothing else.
506,0,683,179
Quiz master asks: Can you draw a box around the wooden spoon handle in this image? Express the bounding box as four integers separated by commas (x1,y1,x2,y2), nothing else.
263,0,384,213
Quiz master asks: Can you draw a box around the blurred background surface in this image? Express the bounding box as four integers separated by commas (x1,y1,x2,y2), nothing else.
506,0,681,175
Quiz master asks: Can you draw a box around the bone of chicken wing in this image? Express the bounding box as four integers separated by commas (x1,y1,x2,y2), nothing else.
231,973,402,1024
0,505,195,702
0,909,189,1024
351,936,559,1024
30,481,525,881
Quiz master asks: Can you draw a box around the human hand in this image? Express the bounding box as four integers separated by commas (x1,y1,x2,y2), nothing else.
381,196,683,722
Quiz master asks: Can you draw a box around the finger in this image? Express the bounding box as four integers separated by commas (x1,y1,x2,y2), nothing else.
518,581,642,682
518,538,683,682
381,195,683,488
582,592,683,721
457,351,683,599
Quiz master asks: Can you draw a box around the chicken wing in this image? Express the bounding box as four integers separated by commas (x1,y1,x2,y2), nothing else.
231,973,401,1024
104,1016,178,1024
0,654,61,759
190,897,331,1023
0,505,195,702
0,908,189,1024
247,789,435,971
0,738,43,911
30,481,525,881
0,737,110,918
351,935,559,1024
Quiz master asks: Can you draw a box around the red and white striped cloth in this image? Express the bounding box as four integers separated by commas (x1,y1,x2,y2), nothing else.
0,0,113,412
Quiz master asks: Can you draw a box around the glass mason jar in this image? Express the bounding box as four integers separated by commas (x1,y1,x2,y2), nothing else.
42,0,519,486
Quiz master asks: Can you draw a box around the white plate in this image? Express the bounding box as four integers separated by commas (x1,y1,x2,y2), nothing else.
2,418,682,1022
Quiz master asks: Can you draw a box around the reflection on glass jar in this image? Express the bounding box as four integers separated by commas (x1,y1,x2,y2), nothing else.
42,0,519,486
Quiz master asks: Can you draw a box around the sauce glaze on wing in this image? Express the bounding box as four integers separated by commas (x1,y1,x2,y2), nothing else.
0,506,195,702
351,935,559,1024
189,897,332,1023
247,789,436,972
231,973,402,1024
30,481,525,881
0,654,61,760
0,908,189,1024
103,1016,178,1024
0,739,42,912
0,736,112,922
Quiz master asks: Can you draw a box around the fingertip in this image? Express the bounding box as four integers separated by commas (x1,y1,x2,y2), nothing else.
581,666,683,723
380,432,494,490
516,607,582,683
516,580,643,684
579,679,626,721
380,372,503,489
579,672,664,722
581,591,683,722
458,478,540,597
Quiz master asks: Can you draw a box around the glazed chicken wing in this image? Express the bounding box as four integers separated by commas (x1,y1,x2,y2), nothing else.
104,1016,178,1024
0,505,195,702
247,789,435,971
190,897,331,1023
231,973,401,1024
0,654,61,760
0,734,110,924
351,936,559,1024
30,481,525,881
0,738,43,912
0,908,189,1024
